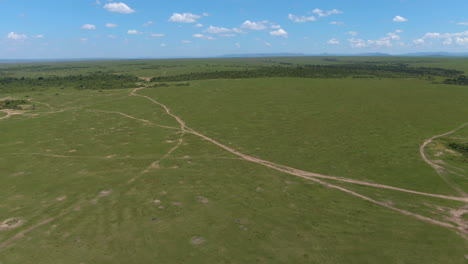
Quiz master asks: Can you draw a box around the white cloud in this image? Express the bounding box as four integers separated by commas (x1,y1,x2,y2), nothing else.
240,20,268,30
7,32,27,40
271,25,281,29
288,14,316,23
34,34,44,39
80,38,88,43
347,30,402,48
348,38,367,48
103,2,136,14
127,30,142,35
160,43,167,47
169,13,201,23
386,32,400,40
193,33,215,40
182,40,192,44
270,28,288,38
194,23,203,28
151,33,165,37
443,38,453,45
105,23,118,28
313,8,343,17
393,16,408,22
457,22,468,26
205,26,232,34
327,38,340,45
455,37,468,45
107,35,117,39
81,24,96,30
202,13,209,17
204,26,243,35
424,32,441,38
330,21,345,26
395,29,403,33
143,21,155,27
415,31,468,45
264,41,272,47
347,31,358,36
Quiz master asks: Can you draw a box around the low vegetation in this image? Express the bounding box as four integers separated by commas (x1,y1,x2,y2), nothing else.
0,99,27,110
0,57,467,264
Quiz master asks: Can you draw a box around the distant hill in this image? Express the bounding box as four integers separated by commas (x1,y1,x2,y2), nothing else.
221,53,306,58
400,52,468,57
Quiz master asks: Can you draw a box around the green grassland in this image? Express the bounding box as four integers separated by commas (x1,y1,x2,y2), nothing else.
0,57,467,263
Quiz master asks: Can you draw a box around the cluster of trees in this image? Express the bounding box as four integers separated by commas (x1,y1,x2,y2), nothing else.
443,75,468,85
0,99,27,110
0,73,139,93
448,142,468,156
150,64,463,83
150,82,190,88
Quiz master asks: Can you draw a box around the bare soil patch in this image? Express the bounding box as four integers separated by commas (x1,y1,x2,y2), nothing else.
190,236,206,245
0,218,25,231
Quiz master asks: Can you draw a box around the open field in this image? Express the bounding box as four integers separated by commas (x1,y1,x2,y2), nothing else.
0,57,467,263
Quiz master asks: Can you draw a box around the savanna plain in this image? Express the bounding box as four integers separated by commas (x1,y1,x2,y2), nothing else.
0,57,467,263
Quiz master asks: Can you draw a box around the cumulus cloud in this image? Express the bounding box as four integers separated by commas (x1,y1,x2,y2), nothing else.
289,9,341,23
393,16,408,22
105,23,118,28
327,38,340,45
193,33,216,40
127,30,142,35
143,21,155,27
312,9,343,17
457,22,468,26
347,30,402,48
151,33,165,37
347,31,358,36
7,32,27,40
288,14,316,23
240,20,268,30
270,28,288,38
34,34,44,39
204,26,243,34
169,13,201,23
455,37,468,45
104,2,135,14
204,26,232,34
81,24,96,30
415,30,468,46
194,23,203,28
181,40,192,44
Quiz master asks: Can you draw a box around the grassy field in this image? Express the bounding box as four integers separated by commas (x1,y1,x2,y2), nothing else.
0,57,467,263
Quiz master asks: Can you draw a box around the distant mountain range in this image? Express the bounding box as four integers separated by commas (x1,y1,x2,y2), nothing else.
221,52,468,58
2,52,468,63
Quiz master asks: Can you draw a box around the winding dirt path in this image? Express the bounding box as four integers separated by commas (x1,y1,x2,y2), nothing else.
0,110,23,121
420,123,468,197
130,87,466,232
90,110,180,130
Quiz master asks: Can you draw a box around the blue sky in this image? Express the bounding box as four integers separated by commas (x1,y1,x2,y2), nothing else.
2,0,468,58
